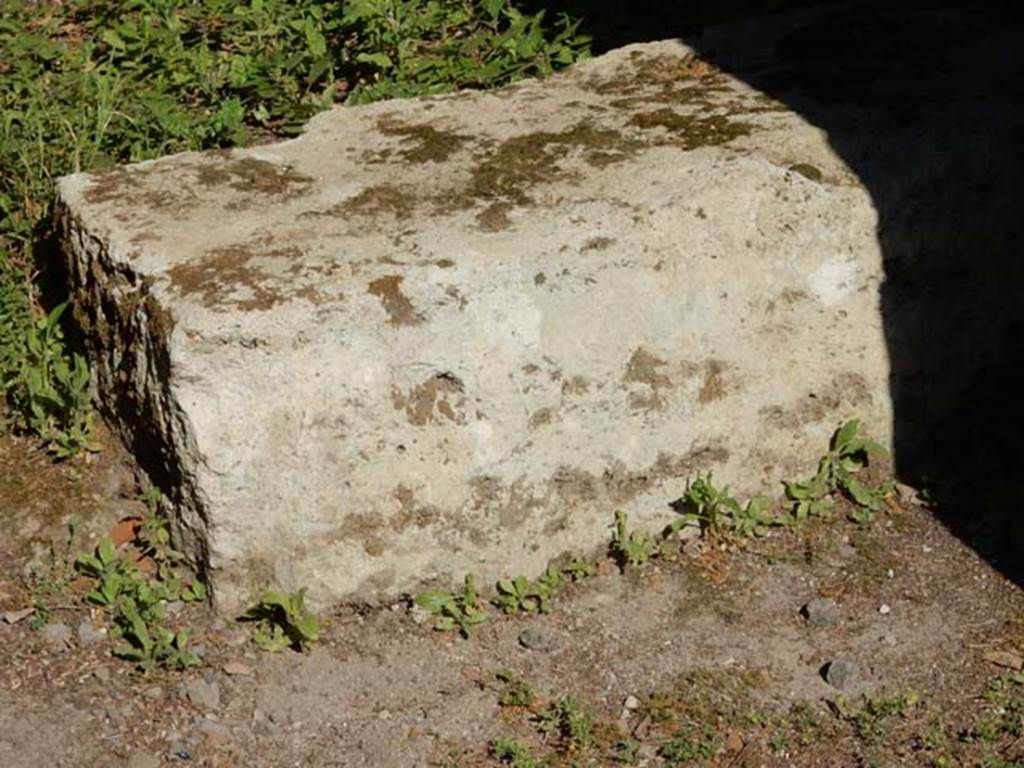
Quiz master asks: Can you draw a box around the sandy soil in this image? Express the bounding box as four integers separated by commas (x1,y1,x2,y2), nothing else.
1,431,1022,768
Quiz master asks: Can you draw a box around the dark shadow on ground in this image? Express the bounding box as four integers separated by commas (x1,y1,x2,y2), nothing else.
525,0,1024,580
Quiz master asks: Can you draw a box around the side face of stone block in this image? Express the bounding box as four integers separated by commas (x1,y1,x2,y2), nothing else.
57,41,889,610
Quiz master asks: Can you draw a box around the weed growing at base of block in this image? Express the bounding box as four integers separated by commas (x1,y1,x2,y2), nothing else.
784,419,891,524
669,474,787,539
75,495,206,671
415,573,489,637
611,509,658,568
495,559,593,615
243,587,320,652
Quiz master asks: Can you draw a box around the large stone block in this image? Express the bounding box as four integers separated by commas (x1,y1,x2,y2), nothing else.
57,40,889,610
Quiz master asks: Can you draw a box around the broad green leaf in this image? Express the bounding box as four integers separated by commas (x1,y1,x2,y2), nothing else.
414,590,454,614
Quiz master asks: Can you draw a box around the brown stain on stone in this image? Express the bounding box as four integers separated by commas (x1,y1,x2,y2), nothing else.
469,476,543,531
194,157,313,197
334,512,386,557
166,245,305,311
759,372,873,430
476,202,512,231
698,360,729,404
551,444,731,507
581,236,615,252
593,52,727,101
392,372,465,426
389,485,441,533
367,274,423,326
562,375,590,396
528,407,556,430
623,347,674,411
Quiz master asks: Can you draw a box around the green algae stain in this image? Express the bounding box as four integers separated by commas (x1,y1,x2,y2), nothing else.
789,163,824,182
468,123,641,204
629,108,753,150
377,118,469,164
194,157,313,196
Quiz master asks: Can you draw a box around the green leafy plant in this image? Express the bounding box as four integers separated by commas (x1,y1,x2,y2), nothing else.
657,725,724,764
608,738,642,764
496,573,554,614
243,588,320,652
414,573,488,637
495,670,536,708
784,420,890,524
2,302,98,457
341,1,589,104
669,474,785,539
75,524,205,670
495,562,585,615
491,738,548,768
966,674,1024,743
611,510,657,568
534,695,593,752
560,557,594,581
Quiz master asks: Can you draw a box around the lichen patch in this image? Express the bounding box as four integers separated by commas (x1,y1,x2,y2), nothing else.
377,118,469,163
193,157,313,197
629,108,753,150
336,184,417,218
467,123,641,205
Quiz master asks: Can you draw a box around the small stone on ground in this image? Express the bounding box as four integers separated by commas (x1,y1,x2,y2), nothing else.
518,626,558,651
801,598,840,627
824,657,860,690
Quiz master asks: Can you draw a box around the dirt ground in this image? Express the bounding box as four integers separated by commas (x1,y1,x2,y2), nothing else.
1,429,1023,768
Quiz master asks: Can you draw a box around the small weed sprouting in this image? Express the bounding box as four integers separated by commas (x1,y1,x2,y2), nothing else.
608,738,643,764
415,574,488,638
491,738,547,768
560,557,594,582
534,696,594,753
611,510,657,568
965,674,1024,744
243,588,320,652
657,725,725,764
497,572,555,615
784,419,891,525
495,560,592,615
494,670,536,708
669,474,786,540
830,692,917,745
75,495,207,671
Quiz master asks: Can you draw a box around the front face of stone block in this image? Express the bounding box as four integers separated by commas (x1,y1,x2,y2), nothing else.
57,41,890,611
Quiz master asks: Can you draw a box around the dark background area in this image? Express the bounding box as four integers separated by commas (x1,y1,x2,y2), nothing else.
523,0,1024,580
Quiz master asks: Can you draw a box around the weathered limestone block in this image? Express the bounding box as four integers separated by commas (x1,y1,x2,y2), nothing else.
57,41,889,610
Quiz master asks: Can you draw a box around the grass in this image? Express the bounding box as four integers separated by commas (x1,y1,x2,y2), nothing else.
0,0,590,453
